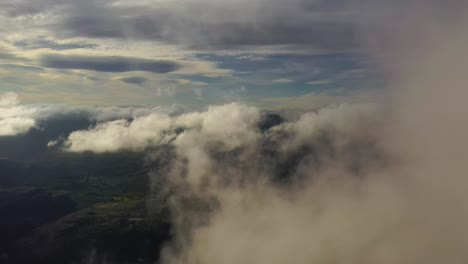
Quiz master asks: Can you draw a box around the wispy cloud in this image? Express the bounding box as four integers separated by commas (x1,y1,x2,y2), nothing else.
39,54,181,73
0,92,187,136
0,92,19,107
14,38,98,51
272,78,295,83
119,76,148,86
306,80,330,85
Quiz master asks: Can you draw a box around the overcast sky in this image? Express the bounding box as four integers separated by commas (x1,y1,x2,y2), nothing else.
0,0,459,108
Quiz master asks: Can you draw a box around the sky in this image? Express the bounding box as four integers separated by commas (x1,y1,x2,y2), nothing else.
2,1,468,263
0,0,393,108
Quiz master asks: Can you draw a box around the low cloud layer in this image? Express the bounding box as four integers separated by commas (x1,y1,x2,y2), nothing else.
59,103,263,153
0,92,186,137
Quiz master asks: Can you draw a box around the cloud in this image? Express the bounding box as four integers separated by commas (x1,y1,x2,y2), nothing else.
257,88,380,111
0,64,44,72
0,0,64,17
8,8,468,260
133,102,385,264
0,0,367,55
156,7,468,264
48,0,360,52
0,92,19,107
14,38,98,51
119,76,148,86
0,50,18,61
2,2,468,263
0,93,36,136
306,79,330,85
60,103,261,153
0,92,187,137
51,81,468,264
61,15,125,39
0,0,373,106
39,54,180,73
44,5,468,264
271,78,295,83
0,46,27,62
0,117,36,136
63,114,174,152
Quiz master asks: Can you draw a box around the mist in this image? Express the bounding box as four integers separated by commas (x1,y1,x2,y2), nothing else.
152,6,468,264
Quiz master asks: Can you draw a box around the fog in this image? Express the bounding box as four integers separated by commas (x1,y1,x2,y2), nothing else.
156,7,468,264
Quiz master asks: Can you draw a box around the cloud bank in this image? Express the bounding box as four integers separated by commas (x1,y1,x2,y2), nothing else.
0,92,186,137
54,0,359,52
54,100,387,261
0,0,363,54
59,103,262,153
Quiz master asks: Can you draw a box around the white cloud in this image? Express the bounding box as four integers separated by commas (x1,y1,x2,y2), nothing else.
0,117,36,136
159,11,468,264
0,92,36,136
271,78,295,83
0,92,19,107
274,103,378,153
64,113,174,152
61,103,261,154
0,92,187,137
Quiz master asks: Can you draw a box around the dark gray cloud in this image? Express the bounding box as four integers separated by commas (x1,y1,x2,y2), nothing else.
62,16,125,39
120,76,148,86
0,0,66,17
4,0,467,54
61,14,358,51
39,54,180,73
50,0,361,52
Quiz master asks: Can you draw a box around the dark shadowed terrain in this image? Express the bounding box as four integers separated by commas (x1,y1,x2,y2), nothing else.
0,117,169,263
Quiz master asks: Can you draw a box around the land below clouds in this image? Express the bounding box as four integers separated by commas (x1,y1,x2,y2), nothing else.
1,106,345,264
